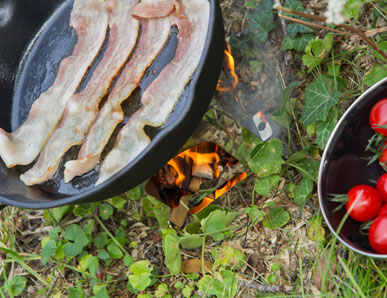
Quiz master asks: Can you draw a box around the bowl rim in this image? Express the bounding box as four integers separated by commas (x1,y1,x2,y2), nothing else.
318,76,387,258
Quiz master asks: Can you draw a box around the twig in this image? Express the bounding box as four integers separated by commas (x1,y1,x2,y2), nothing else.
278,14,352,36
274,5,387,60
274,0,291,65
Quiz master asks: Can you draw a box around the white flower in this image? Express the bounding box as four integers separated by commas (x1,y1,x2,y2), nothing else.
324,0,346,25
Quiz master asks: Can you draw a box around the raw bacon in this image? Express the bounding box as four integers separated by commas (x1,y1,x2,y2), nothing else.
97,0,210,184
20,0,140,186
131,0,175,18
0,0,109,167
64,16,171,183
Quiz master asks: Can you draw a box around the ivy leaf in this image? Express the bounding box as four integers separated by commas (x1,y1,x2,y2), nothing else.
248,0,275,43
296,158,320,180
162,229,181,275
287,23,313,38
263,207,290,229
107,196,127,211
293,34,315,52
248,139,284,177
68,287,85,298
273,81,299,127
363,65,387,87
282,35,295,51
97,249,110,260
294,178,314,207
316,109,338,149
300,76,340,126
254,175,280,196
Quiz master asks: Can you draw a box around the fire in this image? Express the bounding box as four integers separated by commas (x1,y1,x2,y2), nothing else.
216,43,238,93
256,111,267,123
149,142,246,214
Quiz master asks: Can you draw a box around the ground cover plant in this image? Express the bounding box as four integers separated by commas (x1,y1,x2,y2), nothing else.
0,0,386,297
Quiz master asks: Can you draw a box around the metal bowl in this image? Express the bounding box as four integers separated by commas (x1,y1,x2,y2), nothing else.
318,77,387,257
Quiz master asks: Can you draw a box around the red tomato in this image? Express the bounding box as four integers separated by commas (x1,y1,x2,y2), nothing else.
345,185,382,222
377,174,387,203
370,98,387,136
379,204,387,217
380,149,387,171
369,216,387,254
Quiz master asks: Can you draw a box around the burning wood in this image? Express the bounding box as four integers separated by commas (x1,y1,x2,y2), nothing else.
146,142,246,214
216,42,238,93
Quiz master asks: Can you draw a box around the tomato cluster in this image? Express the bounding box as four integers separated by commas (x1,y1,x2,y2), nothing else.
332,98,387,254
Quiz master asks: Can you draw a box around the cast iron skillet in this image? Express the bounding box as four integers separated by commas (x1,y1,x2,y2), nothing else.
0,0,224,209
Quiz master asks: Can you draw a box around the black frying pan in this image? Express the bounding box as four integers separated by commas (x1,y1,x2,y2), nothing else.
0,0,224,209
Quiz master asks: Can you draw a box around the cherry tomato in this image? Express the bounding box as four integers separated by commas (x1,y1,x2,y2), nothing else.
369,216,387,254
377,174,387,203
345,185,382,222
379,204,387,217
380,149,387,171
370,98,387,136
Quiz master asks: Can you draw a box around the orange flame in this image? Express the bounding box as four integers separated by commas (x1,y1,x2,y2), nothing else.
256,111,267,123
189,172,247,214
217,43,238,93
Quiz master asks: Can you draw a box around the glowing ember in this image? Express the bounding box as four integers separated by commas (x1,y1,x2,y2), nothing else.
216,43,238,93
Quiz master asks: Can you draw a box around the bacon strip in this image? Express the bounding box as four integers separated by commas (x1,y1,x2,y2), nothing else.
97,0,210,185
131,0,174,18
0,0,109,167
64,17,171,183
20,0,140,186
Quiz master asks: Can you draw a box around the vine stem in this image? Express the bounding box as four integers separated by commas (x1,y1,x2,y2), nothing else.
274,4,387,60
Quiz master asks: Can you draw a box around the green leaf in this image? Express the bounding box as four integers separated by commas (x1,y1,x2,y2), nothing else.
9,276,27,296
200,210,239,235
124,255,134,267
127,185,143,201
97,249,110,260
296,158,320,180
248,139,284,176
307,215,325,243
180,234,203,250
249,60,263,73
287,23,313,38
363,65,387,87
83,219,94,236
89,256,99,277
41,239,57,265
248,0,275,43
162,229,181,275
282,35,295,51
300,76,340,126
107,196,127,211
63,224,89,257
107,244,123,259
182,285,193,298
205,221,227,241
154,202,170,229
263,207,290,229
293,34,315,52
272,81,299,127
155,283,169,297
99,203,113,220
294,178,314,206
302,34,333,70
244,205,265,225
93,233,107,249
254,175,280,196
220,270,238,298
68,287,85,298
46,205,72,222
316,109,338,149
215,246,245,270
129,261,153,291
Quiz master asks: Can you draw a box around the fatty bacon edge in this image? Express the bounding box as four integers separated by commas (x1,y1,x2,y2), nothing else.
20,0,140,186
97,0,210,184
0,0,109,167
